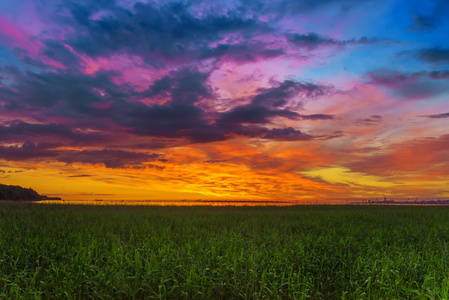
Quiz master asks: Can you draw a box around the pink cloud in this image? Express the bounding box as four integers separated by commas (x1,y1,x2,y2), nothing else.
92,101,113,110
0,16,26,42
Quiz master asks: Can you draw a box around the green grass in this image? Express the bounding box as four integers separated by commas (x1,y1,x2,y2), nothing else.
1,203,449,299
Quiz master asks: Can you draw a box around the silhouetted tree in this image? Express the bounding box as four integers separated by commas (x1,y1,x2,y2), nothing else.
0,184,41,201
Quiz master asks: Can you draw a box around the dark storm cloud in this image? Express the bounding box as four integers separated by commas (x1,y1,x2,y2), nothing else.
57,149,161,168
424,112,449,119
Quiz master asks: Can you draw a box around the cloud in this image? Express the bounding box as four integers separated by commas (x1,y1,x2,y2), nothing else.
123,68,228,142
407,0,449,32
2,0,447,200
123,102,226,142
0,0,344,175
219,104,298,124
416,47,449,63
356,115,383,126
214,79,334,140
366,69,449,100
262,127,313,141
141,68,212,105
0,142,59,161
205,159,228,163
1,54,337,147
252,80,332,107
288,33,335,50
424,112,449,119
0,141,163,169
408,15,435,32
0,66,133,117
300,114,334,120
60,1,273,67
246,0,376,15
344,134,449,176
58,149,162,168
429,70,449,79
136,74,334,142
0,121,110,145
41,40,81,67
201,42,285,63
287,32,388,50
6,0,389,73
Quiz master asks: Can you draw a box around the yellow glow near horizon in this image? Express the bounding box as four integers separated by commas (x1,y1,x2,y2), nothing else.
300,166,397,188
0,149,338,201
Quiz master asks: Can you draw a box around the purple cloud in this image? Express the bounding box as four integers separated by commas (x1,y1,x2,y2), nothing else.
366,69,449,100
424,112,449,119
0,142,59,161
288,32,389,50
58,149,161,168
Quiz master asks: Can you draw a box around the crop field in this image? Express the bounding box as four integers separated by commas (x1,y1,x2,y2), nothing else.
1,203,449,299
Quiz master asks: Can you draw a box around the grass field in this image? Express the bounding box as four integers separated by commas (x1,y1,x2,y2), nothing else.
1,203,449,299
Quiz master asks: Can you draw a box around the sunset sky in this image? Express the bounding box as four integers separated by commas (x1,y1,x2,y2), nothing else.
0,0,448,201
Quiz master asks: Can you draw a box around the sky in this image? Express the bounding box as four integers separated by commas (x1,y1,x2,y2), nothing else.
0,0,448,201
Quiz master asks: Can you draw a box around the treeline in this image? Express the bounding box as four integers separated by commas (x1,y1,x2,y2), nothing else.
0,184,42,201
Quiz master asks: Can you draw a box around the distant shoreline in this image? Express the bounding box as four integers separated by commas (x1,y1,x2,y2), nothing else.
27,199,449,207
